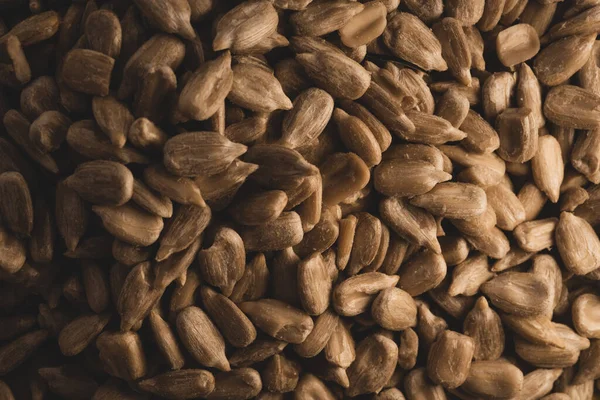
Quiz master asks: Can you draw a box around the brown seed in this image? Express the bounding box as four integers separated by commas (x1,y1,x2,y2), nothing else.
515,323,590,368
138,369,215,400
461,359,524,398
176,306,230,371
197,227,245,297
397,250,447,296
410,182,487,219
371,287,417,331
148,309,185,370
380,196,441,254
573,339,600,384
38,366,98,399
93,204,163,247
156,203,211,261
228,60,292,112
280,88,333,149
433,18,472,85
572,293,600,338
163,131,247,178
495,108,539,163
534,34,596,86
169,269,202,320
463,297,505,361
144,164,205,207
244,143,317,191
96,331,146,381
502,313,565,348
448,253,494,297
545,85,600,129
61,49,114,96
58,313,110,356
346,213,381,275
333,272,399,316
92,96,133,148
383,13,447,71
297,50,370,100
0,172,33,236
65,161,134,206
486,182,526,231
359,80,415,135
517,63,545,129
339,1,387,48
375,159,452,198
290,0,364,37
347,334,398,397
262,353,300,393
229,190,287,226
239,212,304,252
133,66,177,124
530,135,564,203
427,331,474,389
293,308,338,358
131,179,173,218
333,108,382,167
153,237,201,290
55,181,88,252
213,1,278,52
229,339,287,368
555,211,600,275
297,253,332,316
324,320,355,368
201,286,257,348
0,330,48,375
321,152,370,207
518,181,548,221
497,24,540,67
0,226,25,274
436,89,470,129
513,218,558,253
239,299,314,344
85,10,122,58
481,272,551,316
177,52,233,122
229,253,270,303
29,111,71,153
133,0,195,40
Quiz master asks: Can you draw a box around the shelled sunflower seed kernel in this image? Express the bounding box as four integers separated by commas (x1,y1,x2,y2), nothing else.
1,0,600,399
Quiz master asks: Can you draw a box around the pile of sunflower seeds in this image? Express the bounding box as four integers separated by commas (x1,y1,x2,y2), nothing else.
1,0,600,398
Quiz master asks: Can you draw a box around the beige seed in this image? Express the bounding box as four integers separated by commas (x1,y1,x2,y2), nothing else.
514,218,558,252
371,288,417,331
481,272,551,317
463,297,505,361
449,253,494,297
398,250,447,297
461,359,524,398
339,1,387,48
347,334,398,397
497,24,540,67
433,18,472,85
534,34,596,86
555,211,600,275
486,182,526,231
333,272,399,317
410,182,487,220
138,370,215,400
427,331,474,389
239,299,314,344
572,293,600,338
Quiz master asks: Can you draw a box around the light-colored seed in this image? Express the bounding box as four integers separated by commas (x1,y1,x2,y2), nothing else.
333,272,399,316
518,182,548,221
93,204,163,247
383,13,447,71
483,72,515,121
380,196,441,254
464,297,505,361
531,135,564,203
213,1,278,52
297,253,332,316
497,24,540,67
339,1,387,48
534,34,596,86
449,253,494,297
461,359,524,398
514,218,558,252
572,293,600,338
433,18,472,85
555,211,600,275
347,334,398,397
371,287,417,331
410,182,487,220
239,299,313,344
486,182,526,231
296,50,371,100
482,272,551,317
495,108,539,163
138,370,215,400
293,308,338,358
398,250,447,296
156,203,211,261
427,331,474,389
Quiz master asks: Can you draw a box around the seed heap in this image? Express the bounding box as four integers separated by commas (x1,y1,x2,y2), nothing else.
0,0,600,399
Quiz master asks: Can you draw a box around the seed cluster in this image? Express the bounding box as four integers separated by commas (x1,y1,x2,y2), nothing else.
0,0,600,399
